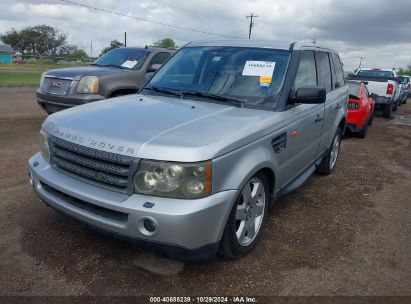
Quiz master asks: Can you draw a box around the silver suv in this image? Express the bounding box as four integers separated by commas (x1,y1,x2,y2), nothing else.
28,39,348,260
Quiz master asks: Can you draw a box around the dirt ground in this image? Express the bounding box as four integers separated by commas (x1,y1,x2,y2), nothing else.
0,87,410,297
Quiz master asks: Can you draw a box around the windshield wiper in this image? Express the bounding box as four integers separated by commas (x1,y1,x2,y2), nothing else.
144,86,184,98
89,63,102,67
181,91,245,108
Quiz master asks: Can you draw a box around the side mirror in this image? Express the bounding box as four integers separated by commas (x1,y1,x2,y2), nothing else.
147,63,162,73
370,93,378,99
145,72,155,81
290,86,326,104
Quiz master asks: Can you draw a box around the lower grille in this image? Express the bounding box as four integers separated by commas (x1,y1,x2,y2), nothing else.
50,137,138,194
41,182,128,224
42,77,73,95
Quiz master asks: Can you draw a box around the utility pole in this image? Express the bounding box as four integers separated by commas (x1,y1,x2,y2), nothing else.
358,57,363,70
246,13,258,39
90,40,93,58
124,32,127,47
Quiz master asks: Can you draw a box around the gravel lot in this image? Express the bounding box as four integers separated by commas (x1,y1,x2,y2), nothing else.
0,87,410,297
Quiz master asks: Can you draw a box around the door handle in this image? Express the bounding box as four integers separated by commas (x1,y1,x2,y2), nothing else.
314,115,323,123
335,103,342,109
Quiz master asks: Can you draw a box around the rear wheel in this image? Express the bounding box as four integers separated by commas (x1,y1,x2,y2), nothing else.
219,173,269,258
316,128,342,175
357,120,368,138
392,101,398,112
383,104,392,118
368,112,374,126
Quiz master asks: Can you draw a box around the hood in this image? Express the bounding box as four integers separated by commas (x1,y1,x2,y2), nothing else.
45,66,125,78
43,94,282,162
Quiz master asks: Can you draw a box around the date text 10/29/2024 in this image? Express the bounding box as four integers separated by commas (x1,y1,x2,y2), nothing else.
149,296,258,303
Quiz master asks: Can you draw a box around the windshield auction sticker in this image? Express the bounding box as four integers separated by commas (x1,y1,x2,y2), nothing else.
242,61,276,78
121,60,138,69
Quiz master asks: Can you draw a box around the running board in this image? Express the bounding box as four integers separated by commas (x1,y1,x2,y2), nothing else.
277,164,316,198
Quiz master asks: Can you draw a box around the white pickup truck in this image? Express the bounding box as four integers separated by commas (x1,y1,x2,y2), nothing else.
350,68,399,118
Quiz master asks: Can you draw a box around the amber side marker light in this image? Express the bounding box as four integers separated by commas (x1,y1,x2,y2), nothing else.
205,160,212,195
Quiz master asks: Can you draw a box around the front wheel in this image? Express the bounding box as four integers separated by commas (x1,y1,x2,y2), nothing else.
316,128,342,175
219,173,269,258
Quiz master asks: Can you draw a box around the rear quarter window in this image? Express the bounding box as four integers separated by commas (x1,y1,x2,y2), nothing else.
331,53,345,88
315,51,332,93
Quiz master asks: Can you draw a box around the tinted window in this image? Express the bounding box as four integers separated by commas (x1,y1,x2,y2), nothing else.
294,51,317,89
316,52,332,92
149,47,291,106
150,52,171,66
331,53,345,88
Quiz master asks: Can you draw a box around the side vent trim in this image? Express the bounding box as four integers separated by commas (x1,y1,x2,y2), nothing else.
271,133,287,154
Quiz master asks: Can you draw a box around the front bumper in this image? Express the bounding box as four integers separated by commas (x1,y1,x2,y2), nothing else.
36,88,105,113
28,153,238,258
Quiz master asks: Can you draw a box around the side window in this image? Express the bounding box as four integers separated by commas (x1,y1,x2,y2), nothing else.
330,54,338,90
315,51,332,93
293,51,317,89
149,52,171,67
363,86,369,99
331,53,345,88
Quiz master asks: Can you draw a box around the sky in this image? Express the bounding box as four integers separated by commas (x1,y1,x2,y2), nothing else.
0,0,410,71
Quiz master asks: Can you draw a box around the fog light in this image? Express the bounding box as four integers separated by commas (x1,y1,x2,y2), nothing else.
138,217,158,236
143,219,156,232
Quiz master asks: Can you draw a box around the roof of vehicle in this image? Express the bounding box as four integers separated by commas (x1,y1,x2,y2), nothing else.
186,39,338,53
0,44,15,54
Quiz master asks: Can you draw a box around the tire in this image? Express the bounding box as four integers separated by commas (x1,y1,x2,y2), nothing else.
219,173,269,258
404,99,407,104
368,113,374,126
357,121,368,138
316,128,342,175
383,104,392,118
392,101,398,112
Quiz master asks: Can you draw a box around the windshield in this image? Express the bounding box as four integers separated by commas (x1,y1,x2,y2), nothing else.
147,46,291,106
356,70,393,78
94,48,149,69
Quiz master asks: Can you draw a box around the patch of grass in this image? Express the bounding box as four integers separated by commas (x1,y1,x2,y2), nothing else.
0,70,42,87
0,63,86,87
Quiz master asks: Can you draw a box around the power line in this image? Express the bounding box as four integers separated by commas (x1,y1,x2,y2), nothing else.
59,0,241,39
246,13,258,39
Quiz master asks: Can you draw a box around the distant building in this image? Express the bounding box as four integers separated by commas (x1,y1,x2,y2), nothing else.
0,44,15,64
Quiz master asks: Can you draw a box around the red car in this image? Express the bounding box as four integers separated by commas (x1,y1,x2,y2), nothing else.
346,80,375,138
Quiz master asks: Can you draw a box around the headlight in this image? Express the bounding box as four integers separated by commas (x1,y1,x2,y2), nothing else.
133,160,212,199
39,72,46,88
77,76,99,94
39,129,50,162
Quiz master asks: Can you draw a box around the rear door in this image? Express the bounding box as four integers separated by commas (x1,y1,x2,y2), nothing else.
317,52,346,155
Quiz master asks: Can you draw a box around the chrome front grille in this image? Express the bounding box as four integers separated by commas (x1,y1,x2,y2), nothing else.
50,137,138,194
42,77,73,95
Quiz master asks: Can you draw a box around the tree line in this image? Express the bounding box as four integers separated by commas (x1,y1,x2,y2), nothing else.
0,25,87,59
1,24,178,61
